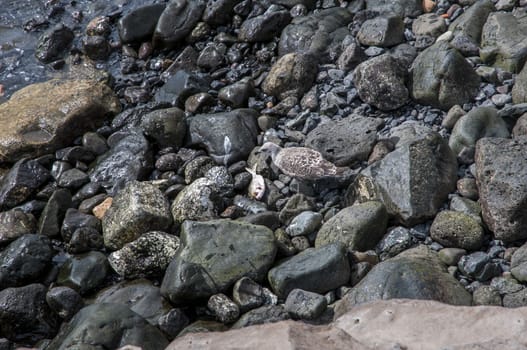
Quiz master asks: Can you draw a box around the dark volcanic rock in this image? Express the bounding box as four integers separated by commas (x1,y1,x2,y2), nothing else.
338,246,472,309
161,220,276,304
354,54,409,111
0,284,59,344
202,0,241,25
118,3,166,43
0,234,54,288
0,158,50,210
139,107,187,149
46,287,84,321
153,0,206,49
278,7,353,62
46,303,168,350
475,137,527,242
35,24,74,63
56,251,109,295
188,109,259,165
38,189,73,237
239,6,291,43
155,70,211,108
0,208,36,244
89,130,153,195
411,41,480,110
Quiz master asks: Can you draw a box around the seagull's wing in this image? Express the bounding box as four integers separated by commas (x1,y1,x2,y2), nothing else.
275,147,339,180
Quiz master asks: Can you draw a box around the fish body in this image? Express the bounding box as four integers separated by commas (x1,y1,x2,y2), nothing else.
246,164,266,200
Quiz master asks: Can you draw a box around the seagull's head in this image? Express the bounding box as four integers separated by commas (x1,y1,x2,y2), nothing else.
257,142,281,160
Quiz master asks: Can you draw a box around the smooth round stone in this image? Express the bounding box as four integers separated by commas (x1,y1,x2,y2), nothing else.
438,248,467,266
430,210,485,250
285,211,323,237
218,78,255,108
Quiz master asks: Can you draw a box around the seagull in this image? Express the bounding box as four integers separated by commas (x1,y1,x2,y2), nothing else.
257,142,350,181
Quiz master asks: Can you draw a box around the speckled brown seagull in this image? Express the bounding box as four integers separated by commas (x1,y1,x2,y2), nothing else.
258,142,349,181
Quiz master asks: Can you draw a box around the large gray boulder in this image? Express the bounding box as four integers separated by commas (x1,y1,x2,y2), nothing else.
475,137,527,242
480,12,527,73
411,41,480,110
338,246,472,307
448,0,495,51
278,7,352,61
46,303,168,350
0,79,120,163
102,181,172,251
161,220,276,304
305,114,383,166
354,54,409,111
315,201,388,252
348,126,457,226
267,242,350,299
188,109,259,165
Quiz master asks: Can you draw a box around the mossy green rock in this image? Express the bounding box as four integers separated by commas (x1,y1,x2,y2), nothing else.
430,210,485,250
161,220,276,304
337,246,472,310
315,201,388,251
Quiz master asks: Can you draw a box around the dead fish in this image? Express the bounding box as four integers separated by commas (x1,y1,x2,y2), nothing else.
246,164,266,200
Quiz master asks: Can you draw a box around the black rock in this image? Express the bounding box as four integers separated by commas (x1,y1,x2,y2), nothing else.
118,3,167,43
158,308,190,339
46,286,84,321
38,188,73,237
61,208,101,242
35,24,74,63
155,70,211,108
56,251,109,295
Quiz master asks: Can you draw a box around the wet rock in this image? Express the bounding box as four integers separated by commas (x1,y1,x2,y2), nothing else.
82,132,108,156
285,211,322,237
90,130,153,195
203,0,240,25
278,8,353,62
197,43,226,70
262,53,318,100
57,168,89,189
430,210,485,250
68,227,104,253
161,220,276,303
35,24,74,63
239,6,291,42
475,137,527,242
354,54,408,111
82,35,110,60
95,279,172,325
348,126,457,226
231,305,290,329
0,284,58,344
118,3,166,43
188,109,258,165
376,226,417,261
207,294,240,324
155,69,211,108
448,0,494,54
0,208,36,243
305,114,383,166
512,64,527,104
139,107,186,149
0,79,120,162
340,246,472,307
218,78,255,108
411,41,480,110
46,303,168,350
366,0,422,17
448,107,509,156
238,211,281,230
480,12,527,73
61,208,101,242
268,242,350,299
232,277,267,312
46,286,84,321
278,193,315,225
86,16,111,37
458,251,501,282
357,16,404,47
102,181,172,251
38,189,72,237
108,231,180,279
185,92,215,113
153,0,205,49
158,308,190,339
0,234,54,288
0,158,50,210
57,251,109,295
315,202,388,252
285,289,327,320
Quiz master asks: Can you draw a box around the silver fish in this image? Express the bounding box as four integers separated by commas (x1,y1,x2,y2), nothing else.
246,164,266,200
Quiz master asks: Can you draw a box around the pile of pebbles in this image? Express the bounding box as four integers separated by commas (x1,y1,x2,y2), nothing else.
3,0,527,348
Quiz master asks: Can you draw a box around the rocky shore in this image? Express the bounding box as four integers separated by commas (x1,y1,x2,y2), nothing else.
2,0,527,349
